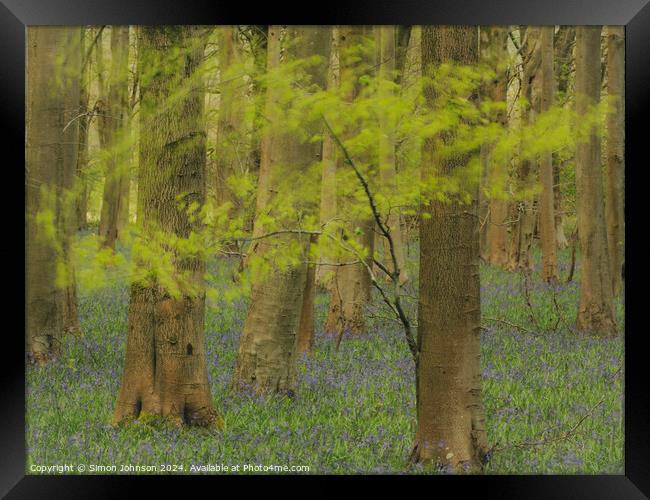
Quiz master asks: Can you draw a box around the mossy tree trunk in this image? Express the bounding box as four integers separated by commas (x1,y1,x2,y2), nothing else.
112,26,218,426
413,25,488,471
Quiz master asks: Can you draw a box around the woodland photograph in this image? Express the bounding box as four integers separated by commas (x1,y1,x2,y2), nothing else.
25,24,624,474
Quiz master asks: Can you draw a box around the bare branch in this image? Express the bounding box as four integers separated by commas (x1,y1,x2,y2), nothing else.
321,115,418,362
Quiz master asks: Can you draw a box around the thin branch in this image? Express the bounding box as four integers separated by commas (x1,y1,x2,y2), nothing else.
321,115,417,362
483,317,536,335
489,367,622,456
81,26,106,74
236,228,322,242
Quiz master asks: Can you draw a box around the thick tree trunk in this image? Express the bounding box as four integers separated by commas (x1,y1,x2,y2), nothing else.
26,27,81,364
507,27,540,272
378,25,409,285
574,26,617,337
98,27,130,250
413,25,487,471
113,26,218,426
605,26,625,295
325,26,375,336
539,26,558,282
234,26,331,393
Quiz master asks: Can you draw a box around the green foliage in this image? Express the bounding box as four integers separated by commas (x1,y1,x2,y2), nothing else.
34,27,612,314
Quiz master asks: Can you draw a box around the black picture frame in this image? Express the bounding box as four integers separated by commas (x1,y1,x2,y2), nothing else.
3,0,649,497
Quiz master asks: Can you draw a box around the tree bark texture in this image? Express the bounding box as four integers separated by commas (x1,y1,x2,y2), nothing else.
414,25,488,471
113,26,218,426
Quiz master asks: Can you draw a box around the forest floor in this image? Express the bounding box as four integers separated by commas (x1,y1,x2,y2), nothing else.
26,245,624,474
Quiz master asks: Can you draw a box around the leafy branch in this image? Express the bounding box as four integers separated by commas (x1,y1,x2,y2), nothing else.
321,115,418,363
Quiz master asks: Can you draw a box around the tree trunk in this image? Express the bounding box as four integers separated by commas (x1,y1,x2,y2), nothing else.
98,26,130,250
75,27,90,231
485,62,510,268
413,25,488,471
296,235,318,355
233,26,331,393
398,26,422,251
378,25,409,285
315,27,340,290
324,26,375,336
539,26,558,282
479,142,490,262
605,26,625,295
507,27,540,272
117,28,135,234
480,27,510,268
553,157,568,248
214,26,246,218
478,28,491,262
26,27,81,364
248,28,281,243
246,25,268,205
112,26,218,427
62,32,82,336
553,26,575,249
574,26,617,337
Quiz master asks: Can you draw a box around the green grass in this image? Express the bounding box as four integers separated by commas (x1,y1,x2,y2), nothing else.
26,245,624,474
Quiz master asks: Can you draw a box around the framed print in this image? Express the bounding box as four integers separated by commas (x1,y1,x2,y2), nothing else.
3,0,649,497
